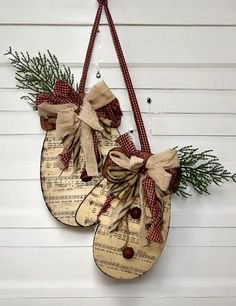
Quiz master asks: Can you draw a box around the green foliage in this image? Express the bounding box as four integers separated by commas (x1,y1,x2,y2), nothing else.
5,47,74,107
177,145,236,197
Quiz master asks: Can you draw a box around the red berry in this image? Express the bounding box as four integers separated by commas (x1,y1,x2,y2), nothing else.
130,207,141,219
80,169,92,182
122,247,134,259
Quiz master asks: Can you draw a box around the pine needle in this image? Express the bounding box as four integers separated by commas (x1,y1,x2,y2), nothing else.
5,47,74,108
176,145,236,197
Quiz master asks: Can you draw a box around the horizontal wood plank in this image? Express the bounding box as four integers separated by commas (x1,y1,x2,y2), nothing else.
1,0,236,25
1,297,236,306
2,66,236,91
1,135,236,162
151,113,236,136
1,111,236,136
0,227,236,247
0,180,235,228
2,89,236,114
0,247,235,298
1,26,236,64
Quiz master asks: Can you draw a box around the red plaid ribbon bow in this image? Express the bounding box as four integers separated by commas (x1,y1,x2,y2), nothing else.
36,80,122,176
99,133,180,244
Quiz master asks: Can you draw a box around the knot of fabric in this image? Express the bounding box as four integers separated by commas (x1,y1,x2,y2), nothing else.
37,80,121,176
97,0,108,5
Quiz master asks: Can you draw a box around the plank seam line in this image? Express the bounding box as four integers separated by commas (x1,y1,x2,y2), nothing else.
1,226,236,229
0,246,236,248
2,88,236,92
1,134,236,138
1,296,236,300
1,110,236,115
3,62,236,68
0,134,236,138
2,23,236,27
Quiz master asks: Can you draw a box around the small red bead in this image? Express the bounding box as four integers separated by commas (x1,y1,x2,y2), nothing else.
122,247,134,259
80,169,92,182
130,207,141,219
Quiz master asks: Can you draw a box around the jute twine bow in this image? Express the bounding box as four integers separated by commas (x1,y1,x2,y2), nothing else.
103,138,179,246
37,80,118,176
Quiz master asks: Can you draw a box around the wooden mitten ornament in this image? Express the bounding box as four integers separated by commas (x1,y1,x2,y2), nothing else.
76,0,236,279
92,134,180,279
37,80,122,226
6,46,123,226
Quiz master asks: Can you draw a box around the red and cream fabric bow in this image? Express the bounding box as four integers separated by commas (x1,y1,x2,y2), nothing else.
36,80,122,177
100,133,180,245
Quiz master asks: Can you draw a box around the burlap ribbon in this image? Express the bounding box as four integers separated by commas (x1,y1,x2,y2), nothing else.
106,148,180,245
109,149,179,191
37,80,116,176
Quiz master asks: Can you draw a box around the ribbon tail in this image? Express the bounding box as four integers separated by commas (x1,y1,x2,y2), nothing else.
139,176,148,247
57,132,75,170
143,177,164,244
97,193,115,219
78,99,103,132
57,145,73,171
108,197,135,232
80,122,98,177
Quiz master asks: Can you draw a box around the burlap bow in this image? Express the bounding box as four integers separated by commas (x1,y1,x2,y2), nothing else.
37,80,117,176
105,147,179,246
109,149,179,192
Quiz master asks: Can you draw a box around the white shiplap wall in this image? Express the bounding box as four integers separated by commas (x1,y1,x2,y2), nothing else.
0,0,236,305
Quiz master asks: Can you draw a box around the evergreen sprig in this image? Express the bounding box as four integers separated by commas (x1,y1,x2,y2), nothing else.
177,145,236,197
5,47,74,107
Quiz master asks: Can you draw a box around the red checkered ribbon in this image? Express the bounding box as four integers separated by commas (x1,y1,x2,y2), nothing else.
36,80,80,107
116,133,138,158
78,3,103,95
142,177,163,243
96,98,123,125
57,145,74,171
36,80,78,170
97,193,115,219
